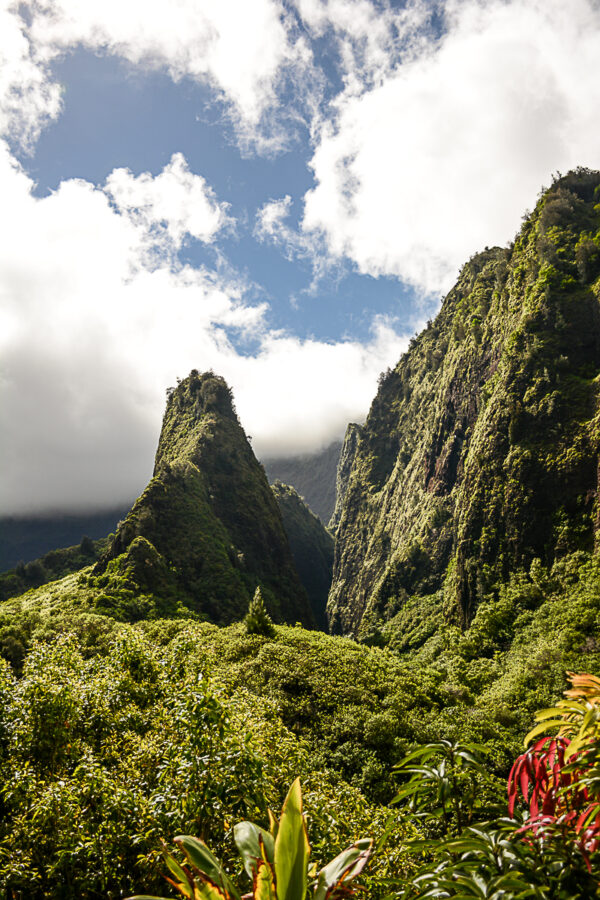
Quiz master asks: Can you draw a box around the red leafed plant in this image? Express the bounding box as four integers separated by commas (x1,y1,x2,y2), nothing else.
507,673,600,869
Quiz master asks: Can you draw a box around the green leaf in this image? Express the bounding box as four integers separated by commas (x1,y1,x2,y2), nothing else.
273,778,310,900
523,720,565,745
394,744,445,768
234,821,275,880
391,780,425,803
268,809,279,840
193,876,232,900
163,849,191,887
175,836,240,900
313,838,372,900
253,859,278,900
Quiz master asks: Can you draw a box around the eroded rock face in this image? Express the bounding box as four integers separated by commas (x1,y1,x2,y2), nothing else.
328,423,362,536
97,372,313,626
271,481,333,629
328,170,600,637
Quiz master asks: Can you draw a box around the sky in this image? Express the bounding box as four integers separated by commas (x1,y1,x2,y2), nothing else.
1,0,600,516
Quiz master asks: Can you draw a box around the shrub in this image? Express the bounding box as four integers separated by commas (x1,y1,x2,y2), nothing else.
129,779,372,900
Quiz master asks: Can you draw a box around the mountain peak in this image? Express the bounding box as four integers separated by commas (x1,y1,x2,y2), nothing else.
154,370,239,475
95,371,314,626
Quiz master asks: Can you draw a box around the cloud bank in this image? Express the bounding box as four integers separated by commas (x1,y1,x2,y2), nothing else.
301,0,600,294
20,0,313,151
2,0,600,514
0,141,406,514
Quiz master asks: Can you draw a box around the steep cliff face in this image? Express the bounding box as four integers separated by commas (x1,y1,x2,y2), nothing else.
328,170,600,636
96,372,313,626
328,423,362,535
271,481,333,629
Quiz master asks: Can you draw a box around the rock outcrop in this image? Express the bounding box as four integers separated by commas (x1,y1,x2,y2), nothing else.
328,169,600,637
96,371,314,626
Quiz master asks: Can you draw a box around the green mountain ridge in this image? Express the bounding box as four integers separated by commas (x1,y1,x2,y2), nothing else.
94,371,314,626
4,170,600,898
329,168,600,637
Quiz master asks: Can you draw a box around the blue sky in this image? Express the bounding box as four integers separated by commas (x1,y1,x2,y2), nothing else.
24,48,420,347
1,0,599,514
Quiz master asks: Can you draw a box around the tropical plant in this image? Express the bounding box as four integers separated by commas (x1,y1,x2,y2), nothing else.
129,778,372,900
397,674,600,898
392,740,491,835
507,672,600,871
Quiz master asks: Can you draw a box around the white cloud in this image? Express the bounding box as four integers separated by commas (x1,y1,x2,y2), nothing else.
0,140,406,514
301,0,600,294
0,142,246,513
20,0,310,151
255,195,294,239
254,194,324,264
105,153,232,267
233,316,408,459
0,0,62,148
295,0,432,92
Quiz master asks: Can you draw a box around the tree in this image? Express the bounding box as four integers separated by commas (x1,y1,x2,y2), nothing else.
244,587,275,638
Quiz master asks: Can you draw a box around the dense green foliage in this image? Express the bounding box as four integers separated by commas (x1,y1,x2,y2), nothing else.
2,550,600,894
0,535,110,603
329,168,600,636
5,540,600,828
392,674,600,898
0,629,269,897
0,616,412,898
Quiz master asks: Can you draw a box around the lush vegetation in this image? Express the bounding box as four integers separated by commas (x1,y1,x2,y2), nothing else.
3,542,600,896
329,168,600,636
3,171,600,897
0,535,110,603
136,671,600,899
0,618,415,899
390,672,600,898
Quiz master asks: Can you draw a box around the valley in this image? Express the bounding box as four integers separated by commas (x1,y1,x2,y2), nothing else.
2,169,600,897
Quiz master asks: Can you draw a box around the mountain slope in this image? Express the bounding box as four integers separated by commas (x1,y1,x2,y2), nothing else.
0,509,127,572
328,423,362,535
263,441,342,524
271,481,333,629
0,535,110,602
329,169,600,636
96,372,314,626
